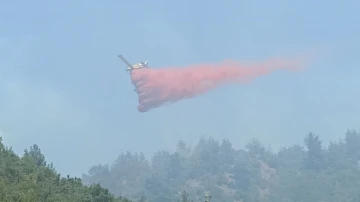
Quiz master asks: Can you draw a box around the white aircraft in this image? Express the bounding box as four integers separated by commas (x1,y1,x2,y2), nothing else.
118,55,148,73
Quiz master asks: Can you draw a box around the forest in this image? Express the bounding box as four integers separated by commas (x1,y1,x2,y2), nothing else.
0,137,131,202
82,129,360,202
1,130,360,202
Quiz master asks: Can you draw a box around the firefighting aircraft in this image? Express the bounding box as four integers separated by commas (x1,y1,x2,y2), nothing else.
118,55,148,73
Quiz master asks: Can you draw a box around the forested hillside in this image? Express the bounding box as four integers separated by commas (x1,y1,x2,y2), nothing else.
0,137,131,202
83,130,360,202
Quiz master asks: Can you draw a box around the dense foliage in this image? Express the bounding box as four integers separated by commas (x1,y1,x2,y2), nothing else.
0,137,131,202
83,130,360,202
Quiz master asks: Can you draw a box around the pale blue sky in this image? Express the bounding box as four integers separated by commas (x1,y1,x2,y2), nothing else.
1,1,359,176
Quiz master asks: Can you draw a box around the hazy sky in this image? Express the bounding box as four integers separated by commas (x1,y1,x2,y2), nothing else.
1,0,359,176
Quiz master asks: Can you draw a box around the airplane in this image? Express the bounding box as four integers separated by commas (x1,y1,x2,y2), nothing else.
118,55,149,73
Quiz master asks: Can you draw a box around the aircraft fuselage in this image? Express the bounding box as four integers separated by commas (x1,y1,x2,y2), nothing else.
118,55,148,72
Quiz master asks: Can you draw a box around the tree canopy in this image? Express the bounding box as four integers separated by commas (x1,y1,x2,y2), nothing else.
3,129,360,202
0,137,132,202
83,130,360,202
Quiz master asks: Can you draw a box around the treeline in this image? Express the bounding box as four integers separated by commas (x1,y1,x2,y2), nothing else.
83,130,360,202
2,129,360,202
0,137,132,202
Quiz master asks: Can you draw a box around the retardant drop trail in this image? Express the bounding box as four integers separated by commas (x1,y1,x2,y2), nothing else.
130,57,304,112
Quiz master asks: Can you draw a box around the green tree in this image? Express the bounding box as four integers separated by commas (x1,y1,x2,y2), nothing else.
344,129,360,160
0,137,132,202
304,132,325,171
177,191,193,202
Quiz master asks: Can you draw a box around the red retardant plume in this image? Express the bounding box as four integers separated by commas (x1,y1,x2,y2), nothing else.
130,57,304,113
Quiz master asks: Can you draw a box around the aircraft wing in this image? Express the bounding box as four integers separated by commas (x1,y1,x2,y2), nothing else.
118,55,133,68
